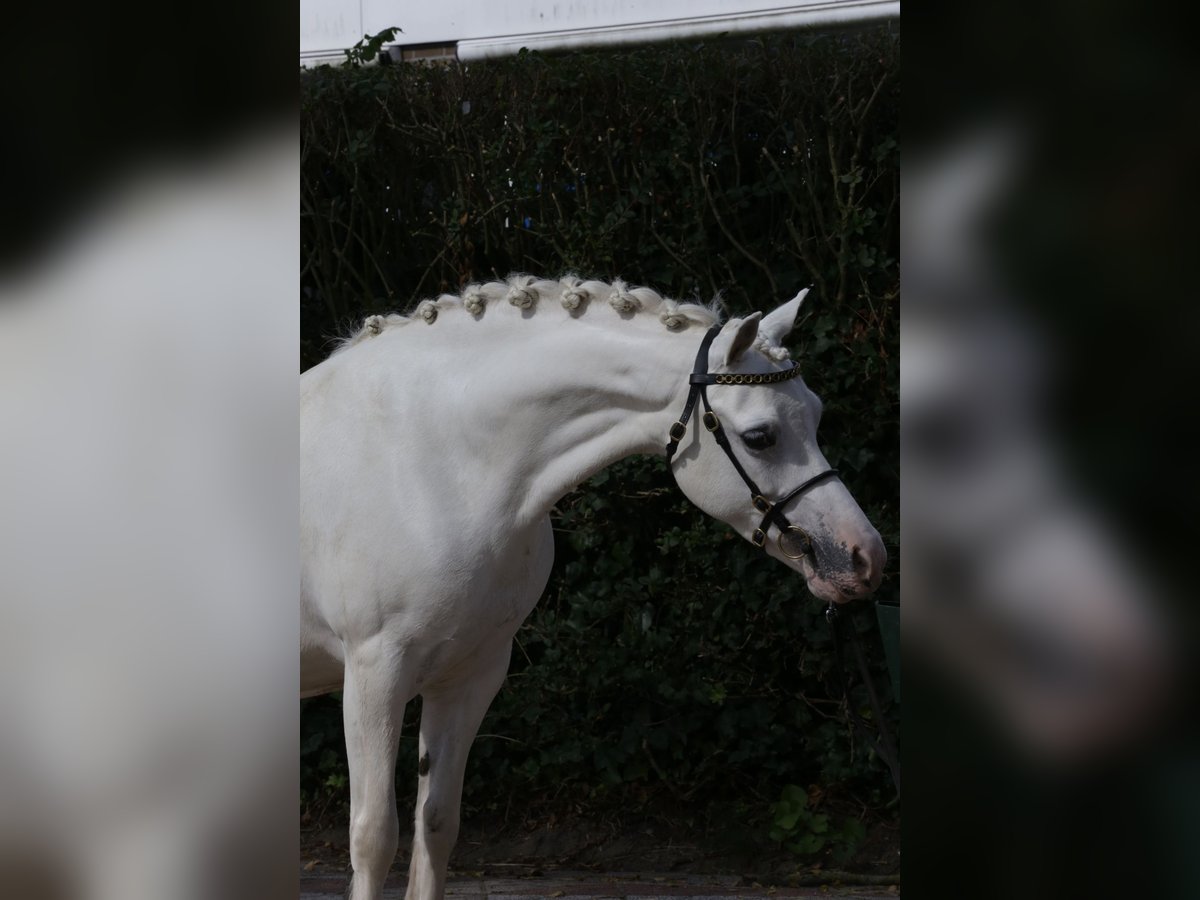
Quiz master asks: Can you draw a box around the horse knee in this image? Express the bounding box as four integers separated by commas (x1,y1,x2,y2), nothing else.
421,798,458,841
420,798,442,834
350,806,398,866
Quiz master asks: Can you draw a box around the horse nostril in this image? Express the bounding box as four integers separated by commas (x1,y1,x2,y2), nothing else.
852,544,881,590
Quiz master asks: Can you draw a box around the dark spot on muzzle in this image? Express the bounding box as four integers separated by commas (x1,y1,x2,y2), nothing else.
809,537,868,595
418,752,430,776
810,536,855,575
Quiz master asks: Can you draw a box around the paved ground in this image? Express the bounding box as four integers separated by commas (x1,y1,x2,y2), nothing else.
299,870,899,899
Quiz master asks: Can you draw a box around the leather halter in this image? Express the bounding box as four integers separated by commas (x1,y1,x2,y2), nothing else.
665,323,840,558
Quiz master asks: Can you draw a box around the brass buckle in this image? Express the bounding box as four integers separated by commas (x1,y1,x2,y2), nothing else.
778,526,812,560
751,528,766,547
751,495,772,513
669,421,687,442
702,411,720,432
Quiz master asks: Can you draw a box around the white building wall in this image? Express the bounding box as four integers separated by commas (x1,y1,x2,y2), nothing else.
301,1,899,66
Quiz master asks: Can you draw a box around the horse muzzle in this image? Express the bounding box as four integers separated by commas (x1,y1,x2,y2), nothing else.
801,524,887,604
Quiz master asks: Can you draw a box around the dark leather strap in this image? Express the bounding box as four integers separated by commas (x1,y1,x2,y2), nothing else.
665,324,723,460
666,321,839,552
701,389,767,499
760,468,840,535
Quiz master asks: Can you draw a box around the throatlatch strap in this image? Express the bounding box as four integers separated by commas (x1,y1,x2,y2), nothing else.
665,324,724,460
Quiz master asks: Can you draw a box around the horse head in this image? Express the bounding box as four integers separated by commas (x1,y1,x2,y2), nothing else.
668,291,886,604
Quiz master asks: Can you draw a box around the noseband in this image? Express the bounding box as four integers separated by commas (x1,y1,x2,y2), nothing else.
665,323,839,558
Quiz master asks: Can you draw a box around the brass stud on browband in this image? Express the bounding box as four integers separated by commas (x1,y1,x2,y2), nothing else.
714,362,801,385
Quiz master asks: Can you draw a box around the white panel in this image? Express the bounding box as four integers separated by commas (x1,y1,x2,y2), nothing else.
302,1,899,61
456,1,900,60
301,0,362,56
360,2,781,44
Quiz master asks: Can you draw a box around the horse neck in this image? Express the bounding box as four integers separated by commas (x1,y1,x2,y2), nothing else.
455,317,698,525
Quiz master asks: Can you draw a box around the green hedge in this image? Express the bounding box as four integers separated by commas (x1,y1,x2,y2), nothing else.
301,27,899,839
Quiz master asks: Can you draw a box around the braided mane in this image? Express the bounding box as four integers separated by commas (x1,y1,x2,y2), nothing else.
331,274,724,356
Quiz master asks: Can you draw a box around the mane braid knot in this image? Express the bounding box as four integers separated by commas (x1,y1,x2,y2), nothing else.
463,286,486,316
608,279,642,315
754,338,791,362
559,276,588,311
658,300,687,330
416,300,438,324
506,276,537,309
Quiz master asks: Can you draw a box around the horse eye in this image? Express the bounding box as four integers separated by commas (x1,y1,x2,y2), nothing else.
741,427,776,451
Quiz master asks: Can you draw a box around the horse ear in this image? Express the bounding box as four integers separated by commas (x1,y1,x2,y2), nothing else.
723,312,762,366
760,288,810,346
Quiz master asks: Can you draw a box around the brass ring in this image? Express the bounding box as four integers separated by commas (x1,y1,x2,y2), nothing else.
778,525,812,560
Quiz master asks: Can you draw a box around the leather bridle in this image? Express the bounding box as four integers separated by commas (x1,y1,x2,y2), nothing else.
665,323,840,559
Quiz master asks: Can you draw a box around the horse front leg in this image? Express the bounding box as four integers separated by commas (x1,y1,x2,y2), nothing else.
343,636,415,900
405,644,511,900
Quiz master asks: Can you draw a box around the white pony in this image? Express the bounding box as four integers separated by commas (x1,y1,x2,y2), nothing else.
300,275,886,900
